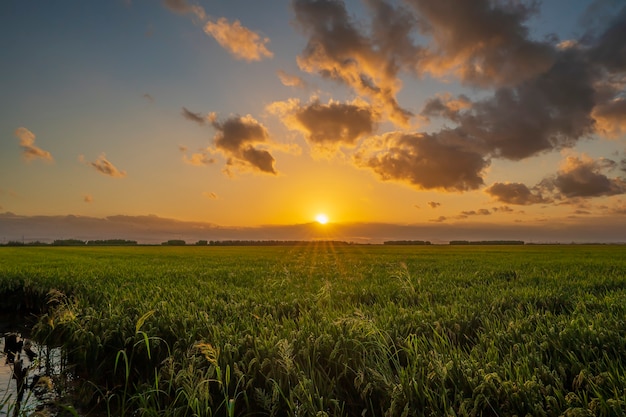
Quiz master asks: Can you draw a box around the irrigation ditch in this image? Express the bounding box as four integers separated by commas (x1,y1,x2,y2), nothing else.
1,290,70,417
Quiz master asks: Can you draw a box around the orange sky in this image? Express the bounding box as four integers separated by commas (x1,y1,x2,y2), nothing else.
1,0,625,242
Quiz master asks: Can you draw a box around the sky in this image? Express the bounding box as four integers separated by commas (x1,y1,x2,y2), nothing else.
1,0,626,243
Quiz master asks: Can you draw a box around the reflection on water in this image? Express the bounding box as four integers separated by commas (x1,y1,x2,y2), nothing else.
1,318,63,417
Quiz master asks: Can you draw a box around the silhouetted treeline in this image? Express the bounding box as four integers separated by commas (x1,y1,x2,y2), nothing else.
161,240,187,246
207,240,350,246
384,240,432,245
53,239,87,246
449,240,524,245
87,239,138,246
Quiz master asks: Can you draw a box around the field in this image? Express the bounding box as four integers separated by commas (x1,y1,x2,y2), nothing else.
1,244,626,416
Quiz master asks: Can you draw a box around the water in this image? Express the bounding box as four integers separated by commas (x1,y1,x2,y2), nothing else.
0,316,63,417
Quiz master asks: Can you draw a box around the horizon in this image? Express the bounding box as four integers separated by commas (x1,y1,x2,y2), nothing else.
2,211,626,245
1,1,626,241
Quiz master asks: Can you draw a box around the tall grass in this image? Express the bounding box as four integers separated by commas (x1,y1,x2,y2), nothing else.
0,244,625,415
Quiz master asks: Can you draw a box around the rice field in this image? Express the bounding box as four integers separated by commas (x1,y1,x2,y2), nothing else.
1,243,626,416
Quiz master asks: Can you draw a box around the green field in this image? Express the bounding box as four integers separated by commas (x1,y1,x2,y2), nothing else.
2,244,626,416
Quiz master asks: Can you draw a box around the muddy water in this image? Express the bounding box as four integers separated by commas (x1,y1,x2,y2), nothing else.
1,316,62,417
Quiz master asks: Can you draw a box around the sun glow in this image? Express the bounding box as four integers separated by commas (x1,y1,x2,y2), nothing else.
315,213,329,224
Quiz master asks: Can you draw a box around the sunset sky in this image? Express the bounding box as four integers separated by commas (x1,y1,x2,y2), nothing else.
1,0,626,243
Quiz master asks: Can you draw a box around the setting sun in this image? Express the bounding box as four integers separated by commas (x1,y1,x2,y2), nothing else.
315,214,329,224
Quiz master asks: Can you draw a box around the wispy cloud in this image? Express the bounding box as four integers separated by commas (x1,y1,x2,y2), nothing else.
181,107,207,125
162,0,205,20
14,127,53,162
83,194,94,203
142,93,154,102
204,18,273,61
202,191,218,200
277,70,307,88
79,154,127,178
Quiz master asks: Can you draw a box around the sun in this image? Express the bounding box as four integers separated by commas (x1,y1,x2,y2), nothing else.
315,213,329,224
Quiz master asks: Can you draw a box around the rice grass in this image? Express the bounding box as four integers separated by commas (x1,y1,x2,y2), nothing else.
0,244,625,416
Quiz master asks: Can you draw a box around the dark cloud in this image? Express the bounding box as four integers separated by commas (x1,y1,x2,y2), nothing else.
547,155,626,198
428,201,441,208
492,206,514,213
460,209,491,216
485,182,547,205
269,98,377,148
355,132,488,191
211,114,277,175
292,0,414,125
182,107,206,125
406,0,555,87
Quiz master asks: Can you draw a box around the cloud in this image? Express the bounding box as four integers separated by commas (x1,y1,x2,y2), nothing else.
182,150,215,166
268,98,377,150
210,114,277,175
355,131,488,191
460,209,491,216
204,18,273,61
80,154,127,178
142,93,154,102
182,107,207,125
292,0,414,126
83,194,93,203
428,201,441,208
14,127,53,162
277,70,307,88
429,216,447,223
406,0,555,87
202,192,219,200
593,98,626,138
485,182,548,205
546,154,626,198
492,206,514,213
163,0,205,20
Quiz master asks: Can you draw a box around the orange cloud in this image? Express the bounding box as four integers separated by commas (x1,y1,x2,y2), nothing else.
80,154,127,178
83,194,94,203
204,18,273,61
277,70,306,88
14,127,53,162
593,98,626,138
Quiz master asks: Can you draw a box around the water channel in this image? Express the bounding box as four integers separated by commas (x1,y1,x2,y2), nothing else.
1,315,63,417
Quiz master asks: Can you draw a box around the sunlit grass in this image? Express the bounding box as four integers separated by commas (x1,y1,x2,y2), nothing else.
1,244,626,416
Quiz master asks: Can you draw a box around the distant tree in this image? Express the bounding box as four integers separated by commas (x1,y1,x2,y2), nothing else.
384,240,431,245
162,240,186,246
53,239,86,246
195,240,208,246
